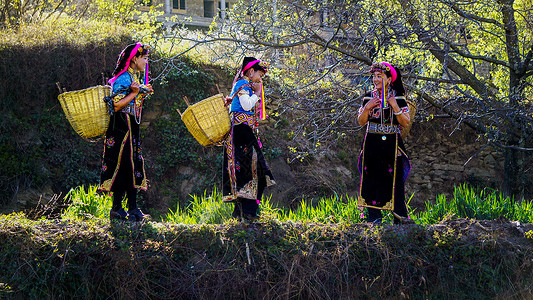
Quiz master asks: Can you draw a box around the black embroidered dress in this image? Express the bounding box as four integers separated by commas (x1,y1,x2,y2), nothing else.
100,68,147,192
222,78,275,217
357,91,411,215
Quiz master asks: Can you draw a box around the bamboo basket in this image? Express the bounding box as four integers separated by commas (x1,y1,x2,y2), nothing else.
400,99,417,139
58,85,111,139
178,93,231,147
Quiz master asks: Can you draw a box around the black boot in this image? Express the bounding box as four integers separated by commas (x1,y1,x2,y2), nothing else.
241,199,259,221
110,208,128,220
127,208,150,222
232,201,243,221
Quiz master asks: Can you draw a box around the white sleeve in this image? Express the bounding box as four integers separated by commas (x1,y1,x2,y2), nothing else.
238,94,259,111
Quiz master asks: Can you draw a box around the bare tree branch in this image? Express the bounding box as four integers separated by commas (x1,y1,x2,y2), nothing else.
398,0,497,100
444,1,504,29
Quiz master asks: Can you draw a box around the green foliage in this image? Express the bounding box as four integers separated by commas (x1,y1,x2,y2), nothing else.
71,185,365,224
62,185,112,220
165,187,233,224
262,145,283,161
91,0,163,34
0,14,131,47
416,184,533,224
66,183,533,227
148,101,223,199
152,106,199,169
3,185,533,298
92,0,143,24
158,58,217,101
282,194,364,223
0,0,162,39
149,58,223,171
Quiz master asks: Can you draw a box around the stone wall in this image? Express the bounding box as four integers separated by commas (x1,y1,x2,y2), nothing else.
403,120,504,209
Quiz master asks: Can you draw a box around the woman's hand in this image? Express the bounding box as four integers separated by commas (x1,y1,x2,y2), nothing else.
251,82,262,96
113,82,142,112
144,84,154,94
365,97,380,111
130,82,140,95
358,98,380,126
388,95,410,128
387,95,398,108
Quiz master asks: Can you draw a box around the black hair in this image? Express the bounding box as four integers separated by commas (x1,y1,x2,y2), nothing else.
389,66,405,97
251,64,266,72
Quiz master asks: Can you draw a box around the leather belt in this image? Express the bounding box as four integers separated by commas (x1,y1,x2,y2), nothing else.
120,106,135,116
367,122,400,134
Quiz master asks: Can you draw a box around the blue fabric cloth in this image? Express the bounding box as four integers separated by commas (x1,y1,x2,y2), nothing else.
229,79,254,115
112,70,141,106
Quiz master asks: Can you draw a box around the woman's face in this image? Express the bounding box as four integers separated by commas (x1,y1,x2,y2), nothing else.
249,69,265,83
132,54,149,71
372,71,391,90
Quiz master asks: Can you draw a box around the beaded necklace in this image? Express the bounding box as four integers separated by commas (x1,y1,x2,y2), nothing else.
128,67,146,125
372,86,394,141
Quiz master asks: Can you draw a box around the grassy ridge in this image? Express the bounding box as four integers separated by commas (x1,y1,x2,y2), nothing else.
1,211,532,299
2,184,530,298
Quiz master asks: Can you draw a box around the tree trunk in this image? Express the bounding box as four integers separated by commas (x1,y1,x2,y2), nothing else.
503,147,524,200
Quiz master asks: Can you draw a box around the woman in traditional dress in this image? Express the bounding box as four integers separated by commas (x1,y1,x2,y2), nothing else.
222,57,276,221
100,43,153,221
357,62,411,224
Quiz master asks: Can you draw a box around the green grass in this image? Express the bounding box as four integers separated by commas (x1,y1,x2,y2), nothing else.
416,183,533,224
272,194,365,223
62,183,533,225
164,187,233,224
62,185,112,220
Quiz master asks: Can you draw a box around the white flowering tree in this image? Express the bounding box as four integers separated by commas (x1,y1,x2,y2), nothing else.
159,0,533,198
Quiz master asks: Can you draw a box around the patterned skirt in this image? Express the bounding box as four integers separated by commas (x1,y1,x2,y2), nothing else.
222,113,275,204
100,112,147,192
357,125,410,210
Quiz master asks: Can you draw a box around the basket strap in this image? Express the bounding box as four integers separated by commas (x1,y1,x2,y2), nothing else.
226,84,252,106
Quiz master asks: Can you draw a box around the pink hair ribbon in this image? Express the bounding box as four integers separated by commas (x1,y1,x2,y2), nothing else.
242,59,261,75
380,62,397,83
232,59,266,85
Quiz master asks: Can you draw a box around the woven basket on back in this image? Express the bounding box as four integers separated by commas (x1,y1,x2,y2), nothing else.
58,85,111,139
178,93,231,147
400,99,417,139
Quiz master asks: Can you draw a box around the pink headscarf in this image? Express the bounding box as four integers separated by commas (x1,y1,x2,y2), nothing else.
108,43,149,86
232,59,267,85
242,59,261,75
380,62,397,83
370,62,397,83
